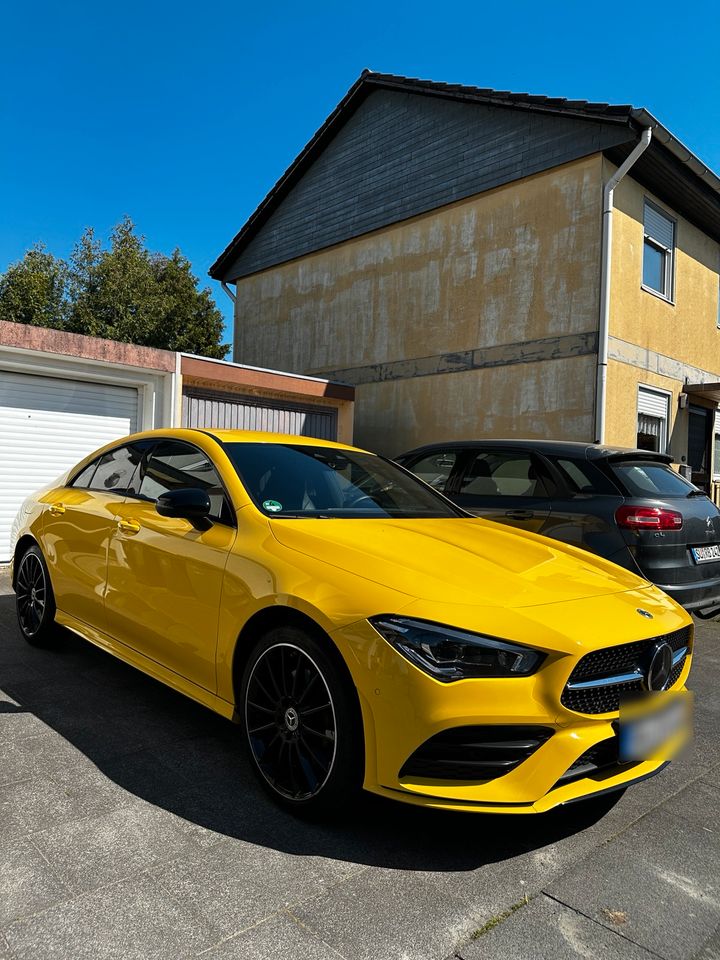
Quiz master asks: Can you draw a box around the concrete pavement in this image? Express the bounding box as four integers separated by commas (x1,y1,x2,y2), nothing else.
1,566,719,960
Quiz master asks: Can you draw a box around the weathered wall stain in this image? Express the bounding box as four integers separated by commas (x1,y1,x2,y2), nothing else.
234,157,604,452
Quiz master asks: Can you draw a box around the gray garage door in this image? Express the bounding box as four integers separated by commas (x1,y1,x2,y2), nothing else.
182,389,338,441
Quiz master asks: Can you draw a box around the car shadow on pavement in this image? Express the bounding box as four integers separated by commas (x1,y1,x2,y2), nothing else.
0,594,620,873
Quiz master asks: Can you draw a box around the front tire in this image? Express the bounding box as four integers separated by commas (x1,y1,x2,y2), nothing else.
240,625,363,816
15,545,57,646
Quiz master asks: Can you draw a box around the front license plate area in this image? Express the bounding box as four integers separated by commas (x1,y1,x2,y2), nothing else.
690,544,720,564
618,694,690,763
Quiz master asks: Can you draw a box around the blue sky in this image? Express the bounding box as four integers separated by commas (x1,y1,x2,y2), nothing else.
2,0,718,350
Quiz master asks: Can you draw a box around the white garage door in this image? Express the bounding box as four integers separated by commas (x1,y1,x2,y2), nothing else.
0,371,139,562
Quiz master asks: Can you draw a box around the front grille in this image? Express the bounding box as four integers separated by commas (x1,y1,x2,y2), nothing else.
561,625,691,715
399,725,553,781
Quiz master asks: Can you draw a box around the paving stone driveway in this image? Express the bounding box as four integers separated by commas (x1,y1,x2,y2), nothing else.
1,566,719,960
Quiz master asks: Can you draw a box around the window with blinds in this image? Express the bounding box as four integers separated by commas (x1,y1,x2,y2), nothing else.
637,387,670,453
643,201,675,300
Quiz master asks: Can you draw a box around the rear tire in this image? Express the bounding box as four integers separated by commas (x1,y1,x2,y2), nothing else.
240,625,363,817
15,545,57,647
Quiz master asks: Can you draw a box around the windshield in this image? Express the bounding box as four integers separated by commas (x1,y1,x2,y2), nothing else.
224,443,464,519
609,461,701,498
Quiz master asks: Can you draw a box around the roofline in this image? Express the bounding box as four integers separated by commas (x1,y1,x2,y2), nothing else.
630,108,720,196
209,72,370,280
179,352,352,389
395,439,673,462
210,71,720,282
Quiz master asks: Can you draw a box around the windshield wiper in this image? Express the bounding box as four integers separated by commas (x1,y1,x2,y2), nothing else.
687,489,706,498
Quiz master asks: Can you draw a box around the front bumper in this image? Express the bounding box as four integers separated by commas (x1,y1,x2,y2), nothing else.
332,588,692,813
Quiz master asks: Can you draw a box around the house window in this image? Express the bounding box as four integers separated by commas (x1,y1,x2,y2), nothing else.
637,387,670,453
714,412,720,481
643,201,675,300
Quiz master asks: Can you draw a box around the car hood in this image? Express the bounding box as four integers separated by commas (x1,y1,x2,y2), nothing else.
269,516,648,608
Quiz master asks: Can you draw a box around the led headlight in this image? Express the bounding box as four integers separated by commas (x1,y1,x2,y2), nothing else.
369,616,545,682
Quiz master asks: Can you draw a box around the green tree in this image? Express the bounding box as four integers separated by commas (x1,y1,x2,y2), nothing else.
1,218,229,358
151,250,227,358
0,244,68,328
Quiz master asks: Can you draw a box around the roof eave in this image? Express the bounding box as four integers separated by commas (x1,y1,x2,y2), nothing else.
630,108,720,196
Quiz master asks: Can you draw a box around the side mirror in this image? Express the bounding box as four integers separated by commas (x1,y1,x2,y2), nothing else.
156,488,212,521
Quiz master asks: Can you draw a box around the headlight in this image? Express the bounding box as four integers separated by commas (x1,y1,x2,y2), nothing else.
369,616,545,682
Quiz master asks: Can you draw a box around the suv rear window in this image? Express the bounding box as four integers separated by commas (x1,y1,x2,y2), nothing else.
609,461,698,498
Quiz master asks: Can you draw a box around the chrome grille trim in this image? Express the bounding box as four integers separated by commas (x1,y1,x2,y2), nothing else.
566,645,688,691
561,626,692,715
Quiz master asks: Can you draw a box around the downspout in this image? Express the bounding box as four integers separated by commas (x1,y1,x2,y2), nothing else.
595,127,652,443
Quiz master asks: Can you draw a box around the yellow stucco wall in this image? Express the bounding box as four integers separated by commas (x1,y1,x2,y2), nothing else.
353,355,597,455
236,155,602,371
605,359,680,451
234,156,603,452
609,161,720,371
605,161,720,460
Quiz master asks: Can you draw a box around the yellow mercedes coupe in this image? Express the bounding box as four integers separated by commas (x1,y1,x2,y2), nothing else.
10,429,692,815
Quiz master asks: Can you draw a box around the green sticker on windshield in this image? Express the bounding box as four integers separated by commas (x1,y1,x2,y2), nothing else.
263,499,283,513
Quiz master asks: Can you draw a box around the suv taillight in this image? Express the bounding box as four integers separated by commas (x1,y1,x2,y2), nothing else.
615,505,683,531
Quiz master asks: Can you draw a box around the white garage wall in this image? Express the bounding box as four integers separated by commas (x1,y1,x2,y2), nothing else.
0,371,141,562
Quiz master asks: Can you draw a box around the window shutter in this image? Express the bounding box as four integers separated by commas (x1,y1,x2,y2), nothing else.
644,204,674,250
638,388,669,420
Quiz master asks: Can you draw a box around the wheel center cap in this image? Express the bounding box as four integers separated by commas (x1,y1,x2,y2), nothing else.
284,707,299,732
30,588,36,602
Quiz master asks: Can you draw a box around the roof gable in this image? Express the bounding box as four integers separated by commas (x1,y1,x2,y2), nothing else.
211,72,720,281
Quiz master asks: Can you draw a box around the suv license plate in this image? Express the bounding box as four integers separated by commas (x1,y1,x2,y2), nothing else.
691,544,720,564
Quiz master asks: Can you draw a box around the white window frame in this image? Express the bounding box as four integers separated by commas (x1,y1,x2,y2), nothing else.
637,385,671,454
642,199,676,304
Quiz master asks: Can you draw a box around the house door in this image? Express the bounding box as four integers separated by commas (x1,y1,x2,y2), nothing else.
688,405,712,491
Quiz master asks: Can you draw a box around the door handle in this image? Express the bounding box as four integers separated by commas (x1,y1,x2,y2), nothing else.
117,519,141,535
48,502,65,516
505,509,534,520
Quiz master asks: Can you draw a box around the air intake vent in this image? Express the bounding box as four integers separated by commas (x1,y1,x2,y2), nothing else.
399,725,553,781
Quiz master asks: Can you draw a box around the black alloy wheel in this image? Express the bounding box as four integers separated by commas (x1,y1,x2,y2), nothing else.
15,545,56,646
241,626,363,814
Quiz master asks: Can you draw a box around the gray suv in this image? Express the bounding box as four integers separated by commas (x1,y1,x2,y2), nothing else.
396,440,720,616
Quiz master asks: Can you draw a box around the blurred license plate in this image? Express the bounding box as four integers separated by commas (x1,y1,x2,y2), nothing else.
691,544,720,564
618,695,690,762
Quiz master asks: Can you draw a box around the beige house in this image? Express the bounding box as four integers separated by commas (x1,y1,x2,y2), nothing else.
211,72,720,492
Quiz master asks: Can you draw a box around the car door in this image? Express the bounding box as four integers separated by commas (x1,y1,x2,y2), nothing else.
104,438,237,693
450,448,554,533
538,454,628,560
41,443,150,631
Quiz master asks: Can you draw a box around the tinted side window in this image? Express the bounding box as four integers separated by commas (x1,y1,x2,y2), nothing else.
139,441,232,523
460,452,550,498
70,459,100,489
609,461,698,498
88,446,143,494
407,450,458,491
548,457,620,496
